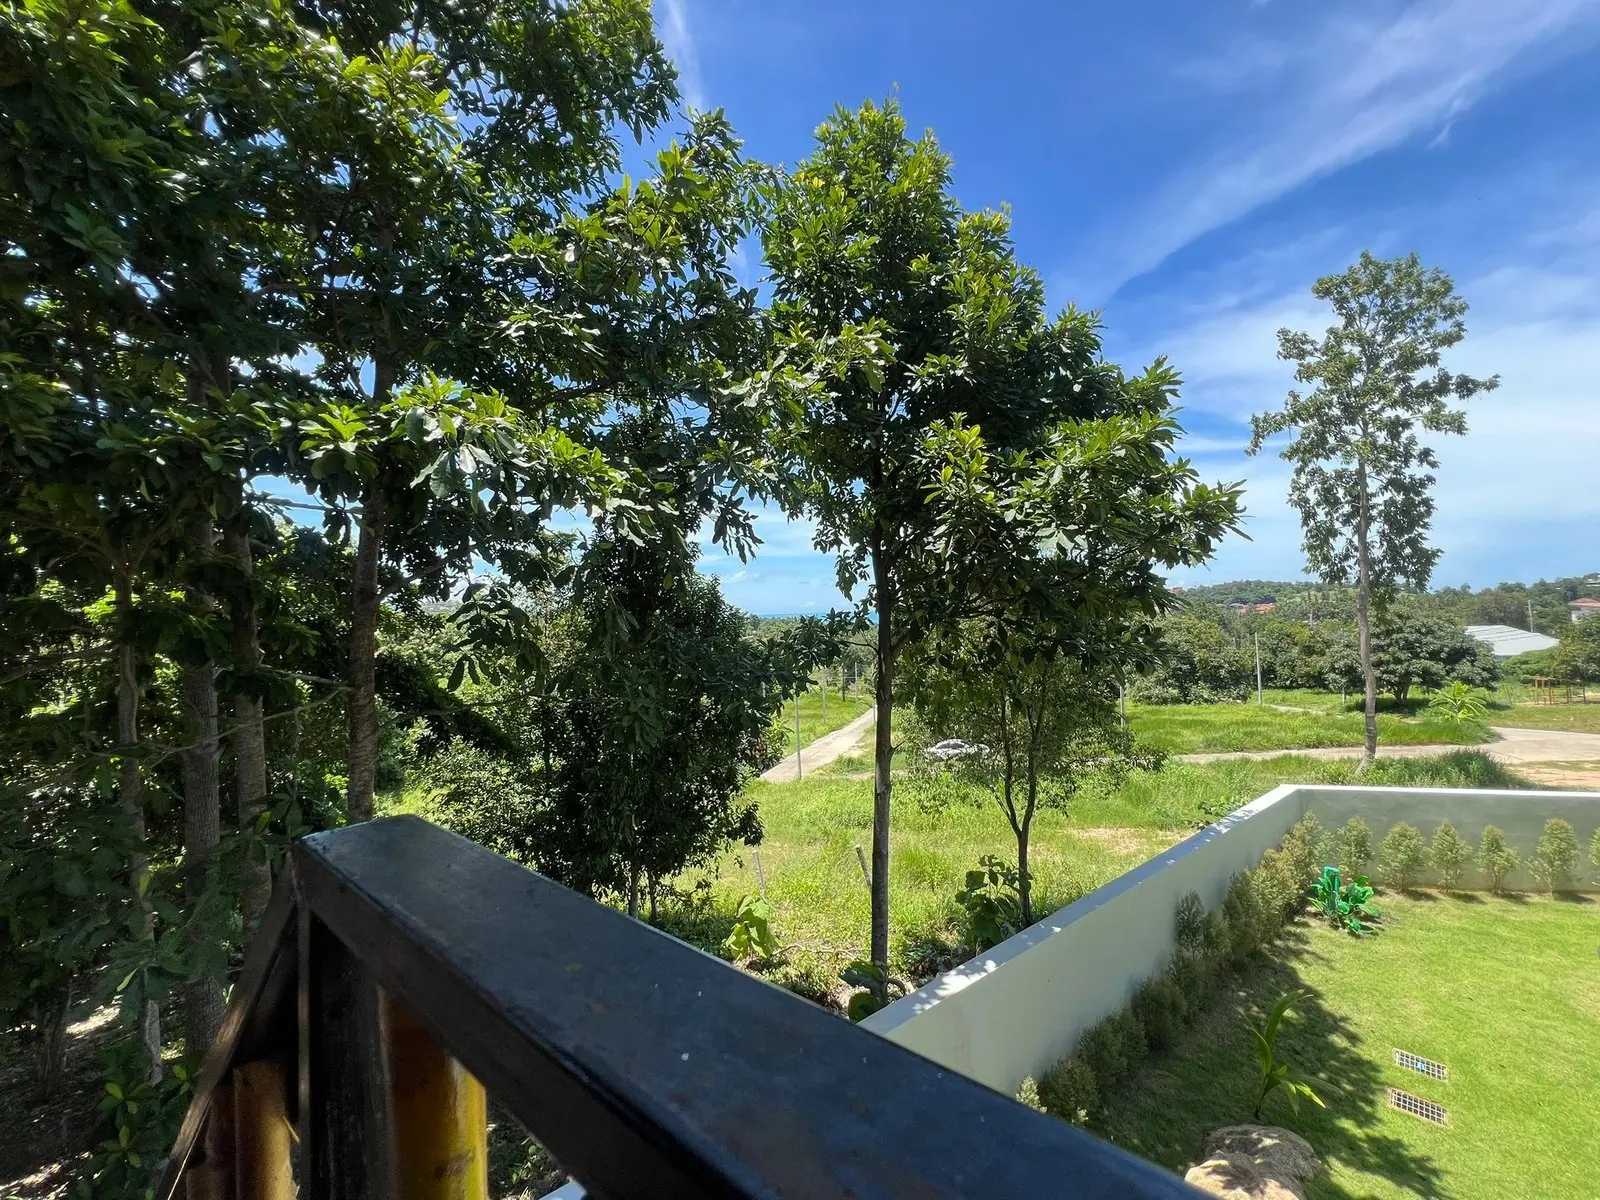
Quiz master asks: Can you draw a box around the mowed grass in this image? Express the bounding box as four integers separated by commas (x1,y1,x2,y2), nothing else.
1128,701,1489,754
1095,892,1600,1200
772,686,874,754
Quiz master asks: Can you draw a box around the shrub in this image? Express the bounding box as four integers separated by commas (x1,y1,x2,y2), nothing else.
1252,848,1302,932
1531,818,1581,892
1279,814,1321,886
1591,826,1600,872
1429,822,1472,890
1476,825,1520,893
1333,817,1373,878
1115,1009,1148,1070
1132,977,1188,1052
1201,910,1232,978
1016,1075,1044,1111
1078,1015,1133,1089
1378,822,1428,890
1038,1057,1097,1125
1223,870,1263,960
1167,949,1211,1012
1174,890,1207,955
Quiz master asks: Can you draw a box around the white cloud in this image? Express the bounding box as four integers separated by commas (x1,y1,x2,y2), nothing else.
1067,0,1600,300
655,0,706,111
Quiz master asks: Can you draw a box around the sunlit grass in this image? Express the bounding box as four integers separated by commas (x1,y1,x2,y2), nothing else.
1128,701,1489,754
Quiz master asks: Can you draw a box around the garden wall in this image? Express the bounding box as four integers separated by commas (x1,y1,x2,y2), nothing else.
862,784,1600,1095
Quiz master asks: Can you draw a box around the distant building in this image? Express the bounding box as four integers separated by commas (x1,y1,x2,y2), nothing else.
1465,624,1560,658
1567,597,1600,623
1224,601,1277,615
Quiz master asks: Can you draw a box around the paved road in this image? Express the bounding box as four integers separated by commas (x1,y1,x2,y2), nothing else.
761,709,877,783
1177,724,1600,765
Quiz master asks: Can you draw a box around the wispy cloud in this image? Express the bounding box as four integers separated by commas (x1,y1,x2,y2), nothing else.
1066,0,1600,301
655,0,706,111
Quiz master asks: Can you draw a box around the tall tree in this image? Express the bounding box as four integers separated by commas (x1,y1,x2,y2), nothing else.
1250,252,1497,767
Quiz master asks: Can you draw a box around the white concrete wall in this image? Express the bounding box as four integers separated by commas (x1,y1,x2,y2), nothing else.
860,784,1305,1094
1298,785,1600,893
863,784,1600,1096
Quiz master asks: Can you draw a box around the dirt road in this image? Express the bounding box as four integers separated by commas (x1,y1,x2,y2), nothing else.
1177,724,1600,767
761,708,876,783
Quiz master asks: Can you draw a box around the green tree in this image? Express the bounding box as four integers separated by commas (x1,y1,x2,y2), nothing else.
1555,616,1600,683
1378,822,1428,890
1476,825,1519,894
764,98,1241,980
1323,607,1498,703
1250,253,1498,767
1429,822,1472,890
1531,819,1580,893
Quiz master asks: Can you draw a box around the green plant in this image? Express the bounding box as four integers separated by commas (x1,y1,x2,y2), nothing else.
1038,1056,1098,1125
1378,822,1429,889
78,1043,193,1199
1476,825,1520,893
1531,818,1580,892
1248,990,1333,1120
1332,817,1373,879
1132,977,1188,1052
1167,949,1212,1012
1308,866,1380,934
841,960,907,1023
1078,1013,1142,1089
1016,1075,1044,1111
1430,821,1472,890
1280,815,1324,898
721,894,779,960
1428,680,1489,724
1591,826,1600,872
1223,870,1265,960
1174,890,1208,955
954,856,1023,953
1251,848,1302,931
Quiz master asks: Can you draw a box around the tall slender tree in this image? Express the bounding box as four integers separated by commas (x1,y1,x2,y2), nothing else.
1250,252,1497,767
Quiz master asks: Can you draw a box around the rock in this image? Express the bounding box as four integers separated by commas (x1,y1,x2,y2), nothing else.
1183,1125,1323,1200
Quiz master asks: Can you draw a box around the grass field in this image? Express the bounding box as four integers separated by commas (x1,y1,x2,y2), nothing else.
772,686,874,754
1127,701,1489,754
1485,700,1600,733
1095,892,1600,1200
680,750,1531,997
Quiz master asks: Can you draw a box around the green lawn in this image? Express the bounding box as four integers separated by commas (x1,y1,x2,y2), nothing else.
1095,892,1600,1200
1485,700,1600,734
772,686,874,754
1128,701,1489,754
676,750,1530,998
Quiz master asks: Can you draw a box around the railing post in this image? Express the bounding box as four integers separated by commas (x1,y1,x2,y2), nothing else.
300,910,397,1199
384,992,489,1200
234,1060,293,1200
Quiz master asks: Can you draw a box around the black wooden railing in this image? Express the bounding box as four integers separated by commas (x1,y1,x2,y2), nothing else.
161,815,1202,1198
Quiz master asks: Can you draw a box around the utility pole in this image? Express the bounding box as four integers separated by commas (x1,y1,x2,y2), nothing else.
1255,633,1263,706
1528,598,1535,633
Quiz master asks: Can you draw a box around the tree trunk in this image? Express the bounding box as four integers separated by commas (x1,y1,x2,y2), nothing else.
114,571,162,1081
37,978,71,1100
1017,772,1038,927
869,552,894,990
627,861,641,920
346,487,386,823
224,524,272,924
180,514,225,1062
1355,463,1378,771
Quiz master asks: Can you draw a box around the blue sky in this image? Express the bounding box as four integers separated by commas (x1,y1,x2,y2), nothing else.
653,0,1600,613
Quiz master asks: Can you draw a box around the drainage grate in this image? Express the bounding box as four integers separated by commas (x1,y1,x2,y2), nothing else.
1394,1049,1449,1081
1388,1088,1449,1126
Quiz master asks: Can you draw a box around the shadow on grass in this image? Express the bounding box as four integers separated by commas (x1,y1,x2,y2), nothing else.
1552,891,1597,904
1093,923,1450,1200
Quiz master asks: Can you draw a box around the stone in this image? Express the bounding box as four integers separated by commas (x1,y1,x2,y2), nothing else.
1182,1125,1323,1200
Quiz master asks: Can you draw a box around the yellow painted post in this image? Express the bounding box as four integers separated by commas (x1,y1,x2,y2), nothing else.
184,1080,234,1200
384,992,488,1200
233,1059,294,1200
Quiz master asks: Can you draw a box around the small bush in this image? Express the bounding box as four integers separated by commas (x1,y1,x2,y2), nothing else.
1115,1009,1148,1070
1223,870,1263,960
1430,822,1472,890
1078,1015,1132,1089
1167,949,1211,1011
1016,1075,1044,1111
1378,822,1428,890
1132,977,1188,1052
1333,817,1373,878
1038,1056,1097,1125
1476,825,1520,893
1531,818,1580,892
1591,826,1600,871
1252,848,1301,932
1174,890,1207,955
1279,814,1321,886
1201,910,1231,978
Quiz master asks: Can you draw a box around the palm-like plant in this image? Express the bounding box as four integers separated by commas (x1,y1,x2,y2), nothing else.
1249,990,1334,1120
1427,680,1488,725
1308,866,1380,934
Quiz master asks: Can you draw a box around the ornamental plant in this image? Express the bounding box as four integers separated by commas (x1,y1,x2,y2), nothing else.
1378,822,1428,890
1476,825,1520,893
1248,990,1335,1120
1531,818,1580,892
1332,817,1373,879
1309,866,1380,934
1429,822,1472,890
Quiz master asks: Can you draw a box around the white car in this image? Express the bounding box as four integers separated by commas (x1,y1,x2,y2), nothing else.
924,739,990,762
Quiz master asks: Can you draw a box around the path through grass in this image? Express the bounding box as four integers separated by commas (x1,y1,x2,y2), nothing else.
1095,892,1600,1200
773,686,874,754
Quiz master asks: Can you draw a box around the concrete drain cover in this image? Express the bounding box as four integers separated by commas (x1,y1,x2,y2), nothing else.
1388,1087,1449,1126
1394,1049,1449,1081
